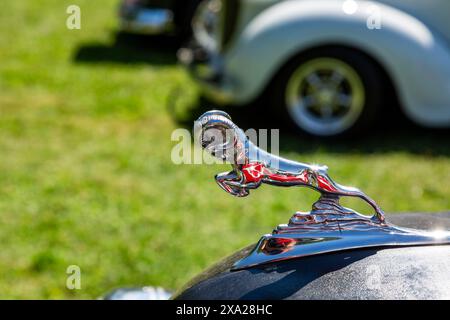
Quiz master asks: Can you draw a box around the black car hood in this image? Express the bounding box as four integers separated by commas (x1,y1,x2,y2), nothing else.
173,212,450,300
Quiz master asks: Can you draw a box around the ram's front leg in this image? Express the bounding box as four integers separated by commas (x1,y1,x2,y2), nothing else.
215,171,249,197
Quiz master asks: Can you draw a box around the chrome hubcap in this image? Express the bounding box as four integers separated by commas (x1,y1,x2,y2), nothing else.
285,58,365,136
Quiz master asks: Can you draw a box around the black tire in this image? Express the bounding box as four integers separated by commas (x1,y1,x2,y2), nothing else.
269,46,386,137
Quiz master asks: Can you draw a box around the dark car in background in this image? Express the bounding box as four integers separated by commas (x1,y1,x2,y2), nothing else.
119,0,203,41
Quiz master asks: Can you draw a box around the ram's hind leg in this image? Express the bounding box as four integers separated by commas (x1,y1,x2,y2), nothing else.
317,172,385,223
332,183,385,223
353,191,385,223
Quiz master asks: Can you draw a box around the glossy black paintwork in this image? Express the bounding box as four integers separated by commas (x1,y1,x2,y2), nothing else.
174,213,450,300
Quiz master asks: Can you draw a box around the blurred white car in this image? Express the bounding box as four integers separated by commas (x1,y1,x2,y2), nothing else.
180,0,450,136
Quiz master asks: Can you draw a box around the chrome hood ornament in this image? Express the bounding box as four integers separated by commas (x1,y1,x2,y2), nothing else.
195,110,450,270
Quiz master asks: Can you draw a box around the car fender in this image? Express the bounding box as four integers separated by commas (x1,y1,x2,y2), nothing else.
173,212,450,300
225,0,450,127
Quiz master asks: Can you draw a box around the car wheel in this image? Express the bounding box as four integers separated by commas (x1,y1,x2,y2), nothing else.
270,47,385,137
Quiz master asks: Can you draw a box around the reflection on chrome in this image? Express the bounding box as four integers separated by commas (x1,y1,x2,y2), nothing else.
195,110,450,270
429,229,450,240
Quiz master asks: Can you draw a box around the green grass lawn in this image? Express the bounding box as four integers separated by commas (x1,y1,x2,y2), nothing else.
0,0,449,299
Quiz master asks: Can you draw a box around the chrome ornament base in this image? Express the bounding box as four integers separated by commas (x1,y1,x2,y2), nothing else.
194,110,450,271
232,195,450,270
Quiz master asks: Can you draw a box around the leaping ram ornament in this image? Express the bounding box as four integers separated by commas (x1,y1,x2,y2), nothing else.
194,110,450,270
195,110,385,223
